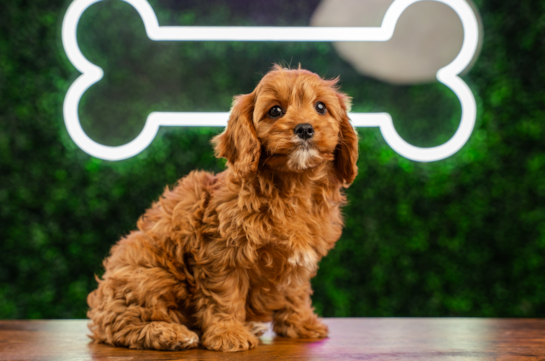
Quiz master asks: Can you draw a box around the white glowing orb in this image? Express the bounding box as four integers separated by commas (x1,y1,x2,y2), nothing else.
62,0,479,162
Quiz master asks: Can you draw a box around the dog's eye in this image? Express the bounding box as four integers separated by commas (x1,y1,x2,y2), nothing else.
315,101,327,115
268,105,283,118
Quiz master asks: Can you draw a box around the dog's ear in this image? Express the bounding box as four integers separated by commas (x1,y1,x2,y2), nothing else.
334,92,359,186
212,92,260,176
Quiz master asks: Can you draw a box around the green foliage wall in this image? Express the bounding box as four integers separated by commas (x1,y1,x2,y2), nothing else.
1,0,545,318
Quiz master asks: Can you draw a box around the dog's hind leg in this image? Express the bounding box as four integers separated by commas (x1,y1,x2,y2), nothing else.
87,288,199,350
87,237,200,351
126,321,198,350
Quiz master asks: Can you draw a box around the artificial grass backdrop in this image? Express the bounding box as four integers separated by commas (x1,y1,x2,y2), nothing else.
1,0,545,318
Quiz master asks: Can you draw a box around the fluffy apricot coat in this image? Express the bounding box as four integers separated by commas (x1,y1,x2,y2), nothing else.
87,65,359,352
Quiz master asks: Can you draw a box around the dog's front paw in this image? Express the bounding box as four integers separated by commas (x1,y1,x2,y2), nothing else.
202,325,259,352
274,317,328,339
246,321,269,336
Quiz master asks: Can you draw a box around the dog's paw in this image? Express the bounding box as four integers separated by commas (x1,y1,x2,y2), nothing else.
167,328,200,351
202,325,258,352
246,321,269,336
140,322,200,351
274,317,329,339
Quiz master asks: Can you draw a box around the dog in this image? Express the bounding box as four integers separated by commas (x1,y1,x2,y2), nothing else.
87,65,359,352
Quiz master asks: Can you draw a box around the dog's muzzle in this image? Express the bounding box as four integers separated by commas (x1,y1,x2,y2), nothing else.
294,123,315,140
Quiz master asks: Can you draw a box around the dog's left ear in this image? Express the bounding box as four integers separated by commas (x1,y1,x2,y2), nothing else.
334,92,359,186
212,92,260,177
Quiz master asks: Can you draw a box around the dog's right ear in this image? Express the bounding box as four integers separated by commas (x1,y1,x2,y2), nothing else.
212,92,260,176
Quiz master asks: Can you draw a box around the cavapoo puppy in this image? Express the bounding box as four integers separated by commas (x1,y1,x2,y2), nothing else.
87,65,359,352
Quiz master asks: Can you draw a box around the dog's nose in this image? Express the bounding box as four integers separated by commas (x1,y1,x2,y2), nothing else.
294,123,315,140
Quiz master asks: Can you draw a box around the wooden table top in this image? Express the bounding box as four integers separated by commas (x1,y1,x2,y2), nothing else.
1,318,545,360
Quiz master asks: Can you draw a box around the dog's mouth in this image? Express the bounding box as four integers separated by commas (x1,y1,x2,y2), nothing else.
287,141,322,171
261,137,333,172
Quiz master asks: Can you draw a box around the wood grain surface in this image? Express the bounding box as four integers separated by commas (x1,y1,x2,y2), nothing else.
1,318,545,360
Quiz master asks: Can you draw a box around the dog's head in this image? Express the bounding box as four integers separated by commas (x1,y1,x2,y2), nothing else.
213,65,358,185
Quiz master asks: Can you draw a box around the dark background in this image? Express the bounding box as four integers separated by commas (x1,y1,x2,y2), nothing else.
1,0,545,319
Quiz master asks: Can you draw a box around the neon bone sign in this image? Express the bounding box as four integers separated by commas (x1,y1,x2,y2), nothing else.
62,0,479,162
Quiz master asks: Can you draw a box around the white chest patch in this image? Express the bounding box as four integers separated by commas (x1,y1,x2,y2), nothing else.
288,247,318,270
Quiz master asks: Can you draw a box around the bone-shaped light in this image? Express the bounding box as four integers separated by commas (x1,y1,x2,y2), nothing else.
62,0,479,162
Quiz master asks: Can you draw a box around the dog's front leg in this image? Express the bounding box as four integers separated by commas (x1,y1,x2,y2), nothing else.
195,266,258,352
273,279,328,339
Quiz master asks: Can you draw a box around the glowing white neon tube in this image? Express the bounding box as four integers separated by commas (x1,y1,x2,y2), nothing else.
62,0,479,162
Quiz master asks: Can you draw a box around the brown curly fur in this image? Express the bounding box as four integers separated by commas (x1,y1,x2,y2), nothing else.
87,65,359,352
